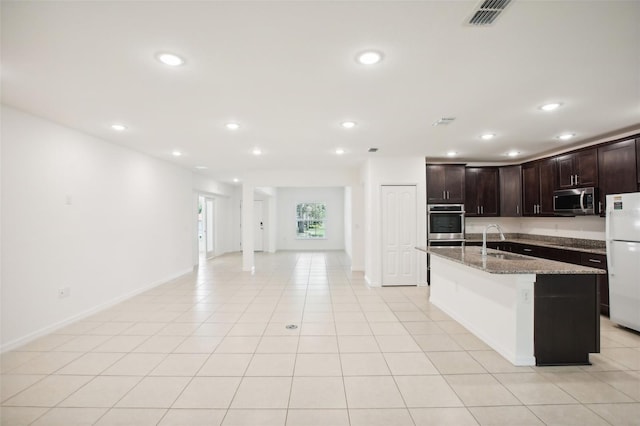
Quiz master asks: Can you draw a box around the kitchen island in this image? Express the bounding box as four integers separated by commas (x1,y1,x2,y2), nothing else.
420,246,605,366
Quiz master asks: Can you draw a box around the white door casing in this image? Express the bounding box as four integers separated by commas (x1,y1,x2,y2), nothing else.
205,198,215,258
254,200,264,252
381,185,417,286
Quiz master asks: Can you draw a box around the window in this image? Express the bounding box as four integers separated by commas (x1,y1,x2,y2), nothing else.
296,202,326,239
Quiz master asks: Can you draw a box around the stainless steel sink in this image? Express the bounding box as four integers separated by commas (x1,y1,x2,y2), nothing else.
482,253,528,260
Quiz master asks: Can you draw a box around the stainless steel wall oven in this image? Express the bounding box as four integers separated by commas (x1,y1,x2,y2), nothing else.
427,204,465,242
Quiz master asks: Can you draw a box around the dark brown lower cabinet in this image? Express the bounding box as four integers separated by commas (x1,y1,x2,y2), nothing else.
475,241,609,316
534,274,599,366
579,253,609,316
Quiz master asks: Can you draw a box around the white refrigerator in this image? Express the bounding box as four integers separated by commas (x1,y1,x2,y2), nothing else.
606,192,640,332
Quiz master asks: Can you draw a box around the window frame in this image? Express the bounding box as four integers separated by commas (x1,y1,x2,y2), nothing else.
295,201,327,240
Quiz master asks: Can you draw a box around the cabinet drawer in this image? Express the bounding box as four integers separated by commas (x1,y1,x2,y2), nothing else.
510,243,539,256
579,253,607,270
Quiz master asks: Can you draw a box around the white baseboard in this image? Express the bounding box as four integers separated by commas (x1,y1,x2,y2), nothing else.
0,267,193,354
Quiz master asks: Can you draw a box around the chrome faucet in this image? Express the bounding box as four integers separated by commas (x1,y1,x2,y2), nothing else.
482,224,506,256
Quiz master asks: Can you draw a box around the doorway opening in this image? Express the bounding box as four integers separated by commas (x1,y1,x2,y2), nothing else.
198,195,215,262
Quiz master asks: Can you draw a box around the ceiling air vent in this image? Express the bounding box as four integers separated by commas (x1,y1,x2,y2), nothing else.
432,117,456,126
368,148,378,153
468,0,512,26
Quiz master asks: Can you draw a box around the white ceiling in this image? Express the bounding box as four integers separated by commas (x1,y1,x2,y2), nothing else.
2,1,639,183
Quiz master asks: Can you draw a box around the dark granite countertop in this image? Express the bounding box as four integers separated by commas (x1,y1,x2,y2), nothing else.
417,246,606,275
464,233,606,255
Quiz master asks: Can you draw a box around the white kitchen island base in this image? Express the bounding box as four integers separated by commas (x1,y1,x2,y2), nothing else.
430,255,536,366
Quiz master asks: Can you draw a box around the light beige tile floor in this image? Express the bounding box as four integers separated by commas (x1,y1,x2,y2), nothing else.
1,251,639,425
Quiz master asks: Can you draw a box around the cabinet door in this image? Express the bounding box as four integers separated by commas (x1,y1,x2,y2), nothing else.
478,168,499,216
444,165,465,204
466,168,499,216
579,253,608,316
464,168,480,216
499,165,522,217
539,158,557,215
556,154,575,189
522,163,540,215
637,139,640,185
598,139,637,211
426,165,447,203
556,149,597,189
575,149,598,187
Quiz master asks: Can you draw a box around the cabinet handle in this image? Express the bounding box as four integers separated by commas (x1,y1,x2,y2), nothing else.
443,190,446,199
588,259,602,264
570,175,574,186
516,205,519,214
523,248,533,252
575,174,579,185
599,201,602,213
447,191,450,199
481,206,484,214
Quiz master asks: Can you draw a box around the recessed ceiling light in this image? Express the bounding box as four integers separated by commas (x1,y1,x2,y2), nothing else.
481,133,495,140
233,178,240,183
252,148,262,156
225,122,240,130
111,123,127,131
156,52,185,67
341,121,357,129
446,151,457,157
195,166,207,170
356,50,383,65
171,150,182,157
540,102,562,111
335,148,345,155
557,133,575,141
507,150,520,157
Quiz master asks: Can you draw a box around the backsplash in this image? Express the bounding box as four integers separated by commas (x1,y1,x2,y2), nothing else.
465,216,605,241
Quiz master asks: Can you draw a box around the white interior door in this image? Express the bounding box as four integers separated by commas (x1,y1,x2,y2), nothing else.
254,200,264,252
382,185,417,286
205,198,215,258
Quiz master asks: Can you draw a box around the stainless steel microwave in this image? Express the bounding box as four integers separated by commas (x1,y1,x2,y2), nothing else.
553,187,598,215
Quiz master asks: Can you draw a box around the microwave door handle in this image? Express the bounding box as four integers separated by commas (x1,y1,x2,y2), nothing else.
580,190,586,213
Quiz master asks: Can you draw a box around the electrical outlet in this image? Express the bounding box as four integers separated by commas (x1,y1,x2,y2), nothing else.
58,287,70,298
521,288,531,304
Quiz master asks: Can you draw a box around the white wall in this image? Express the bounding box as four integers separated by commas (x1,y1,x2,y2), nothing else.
349,182,365,271
1,106,195,351
362,157,428,286
276,187,345,251
466,216,605,241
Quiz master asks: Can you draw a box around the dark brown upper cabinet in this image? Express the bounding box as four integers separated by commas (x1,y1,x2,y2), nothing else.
637,138,640,185
556,148,598,189
426,164,465,204
522,158,556,216
499,165,522,217
598,138,638,212
465,167,499,217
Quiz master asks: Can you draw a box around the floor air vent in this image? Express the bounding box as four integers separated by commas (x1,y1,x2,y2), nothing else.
468,0,512,26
